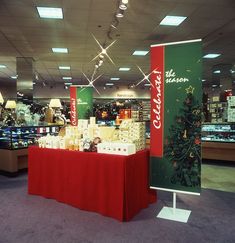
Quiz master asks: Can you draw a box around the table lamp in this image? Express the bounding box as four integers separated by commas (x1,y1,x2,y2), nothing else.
0,92,4,104
4,100,17,126
48,98,66,125
5,100,16,109
49,99,62,108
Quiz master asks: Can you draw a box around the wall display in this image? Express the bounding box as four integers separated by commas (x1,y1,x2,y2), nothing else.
150,39,202,194
70,86,93,125
227,96,235,122
202,123,235,143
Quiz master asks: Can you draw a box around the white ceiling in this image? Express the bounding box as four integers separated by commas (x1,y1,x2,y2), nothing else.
0,0,234,88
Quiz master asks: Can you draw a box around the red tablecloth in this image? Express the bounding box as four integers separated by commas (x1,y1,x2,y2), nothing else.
28,147,156,221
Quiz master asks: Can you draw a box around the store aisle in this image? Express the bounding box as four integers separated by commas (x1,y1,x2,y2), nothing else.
202,162,235,193
0,172,235,243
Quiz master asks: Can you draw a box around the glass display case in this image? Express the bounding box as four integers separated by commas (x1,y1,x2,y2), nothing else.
202,123,235,143
0,125,61,150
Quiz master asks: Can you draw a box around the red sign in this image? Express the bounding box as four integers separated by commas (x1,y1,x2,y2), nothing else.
70,86,78,126
150,46,164,157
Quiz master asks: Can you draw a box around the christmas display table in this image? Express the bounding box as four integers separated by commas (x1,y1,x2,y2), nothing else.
28,146,156,221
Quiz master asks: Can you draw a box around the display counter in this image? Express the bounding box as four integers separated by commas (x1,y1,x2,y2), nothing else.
28,147,156,221
0,125,61,174
202,123,235,161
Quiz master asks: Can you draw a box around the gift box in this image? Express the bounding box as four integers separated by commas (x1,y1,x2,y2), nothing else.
97,142,136,155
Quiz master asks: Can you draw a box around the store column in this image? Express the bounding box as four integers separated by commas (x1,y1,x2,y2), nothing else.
16,57,34,104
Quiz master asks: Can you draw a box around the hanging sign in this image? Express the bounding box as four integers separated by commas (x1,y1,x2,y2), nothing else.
70,86,93,125
150,39,202,194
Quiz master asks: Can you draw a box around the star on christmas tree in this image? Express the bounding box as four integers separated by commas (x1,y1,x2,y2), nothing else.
185,85,195,94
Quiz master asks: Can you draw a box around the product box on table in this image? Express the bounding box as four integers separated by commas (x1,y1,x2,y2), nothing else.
97,142,136,155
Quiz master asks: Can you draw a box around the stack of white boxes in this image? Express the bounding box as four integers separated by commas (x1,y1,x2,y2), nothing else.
129,122,146,151
227,96,235,122
87,117,99,139
119,119,146,151
119,119,134,143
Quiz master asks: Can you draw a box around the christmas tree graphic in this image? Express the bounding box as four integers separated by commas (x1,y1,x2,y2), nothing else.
164,85,201,187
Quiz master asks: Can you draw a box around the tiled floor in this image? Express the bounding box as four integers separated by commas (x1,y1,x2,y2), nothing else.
202,162,235,193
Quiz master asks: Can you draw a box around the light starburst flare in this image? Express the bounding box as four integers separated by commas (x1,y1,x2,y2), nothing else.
82,71,102,95
136,66,156,87
91,34,116,65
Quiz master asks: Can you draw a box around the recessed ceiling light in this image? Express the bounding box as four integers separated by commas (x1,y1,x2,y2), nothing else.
213,70,221,74
160,15,187,26
230,70,235,74
62,77,72,80
0,65,6,68
144,83,151,86
37,7,63,19
64,82,72,85
203,54,221,58
11,76,17,79
59,66,71,70
212,85,217,87
119,67,130,71
122,0,128,4
106,83,114,86
110,78,120,81
116,13,124,18
132,50,149,56
52,48,68,53
202,79,206,82
119,4,127,10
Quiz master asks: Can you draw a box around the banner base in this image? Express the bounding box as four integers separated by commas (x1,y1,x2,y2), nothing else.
157,206,191,223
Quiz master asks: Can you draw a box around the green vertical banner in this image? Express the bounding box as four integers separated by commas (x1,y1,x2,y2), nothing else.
70,86,93,125
150,39,202,194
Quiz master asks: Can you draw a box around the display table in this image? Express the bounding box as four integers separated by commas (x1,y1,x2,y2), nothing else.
28,147,156,221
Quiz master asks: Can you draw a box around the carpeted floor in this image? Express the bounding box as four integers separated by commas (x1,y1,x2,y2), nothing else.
0,173,235,243
202,162,235,193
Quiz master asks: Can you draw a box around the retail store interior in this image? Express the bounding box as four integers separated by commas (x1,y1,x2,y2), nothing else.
0,0,235,242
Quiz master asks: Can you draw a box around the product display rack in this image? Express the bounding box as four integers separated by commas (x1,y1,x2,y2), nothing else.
202,123,235,162
0,125,61,150
0,125,61,174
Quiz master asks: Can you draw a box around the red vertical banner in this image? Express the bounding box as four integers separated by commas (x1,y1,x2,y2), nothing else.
150,46,165,157
70,86,78,126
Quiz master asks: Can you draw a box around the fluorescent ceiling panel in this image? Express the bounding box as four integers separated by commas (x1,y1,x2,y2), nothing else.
59,66,71,70
132,50,149,56
37,7,63,19
119,67,130,71
0,65,6,68
160,16,187,26
63,77,72,80
52,48,68,53
106,83,114,86
203,54,221,58
110,78,120,80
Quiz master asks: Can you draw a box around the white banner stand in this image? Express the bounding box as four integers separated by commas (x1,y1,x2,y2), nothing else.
157,192,191,223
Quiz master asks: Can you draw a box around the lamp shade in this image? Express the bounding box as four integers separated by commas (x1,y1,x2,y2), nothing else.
5,100,16,109
0,92,4,104
49,98,62,108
